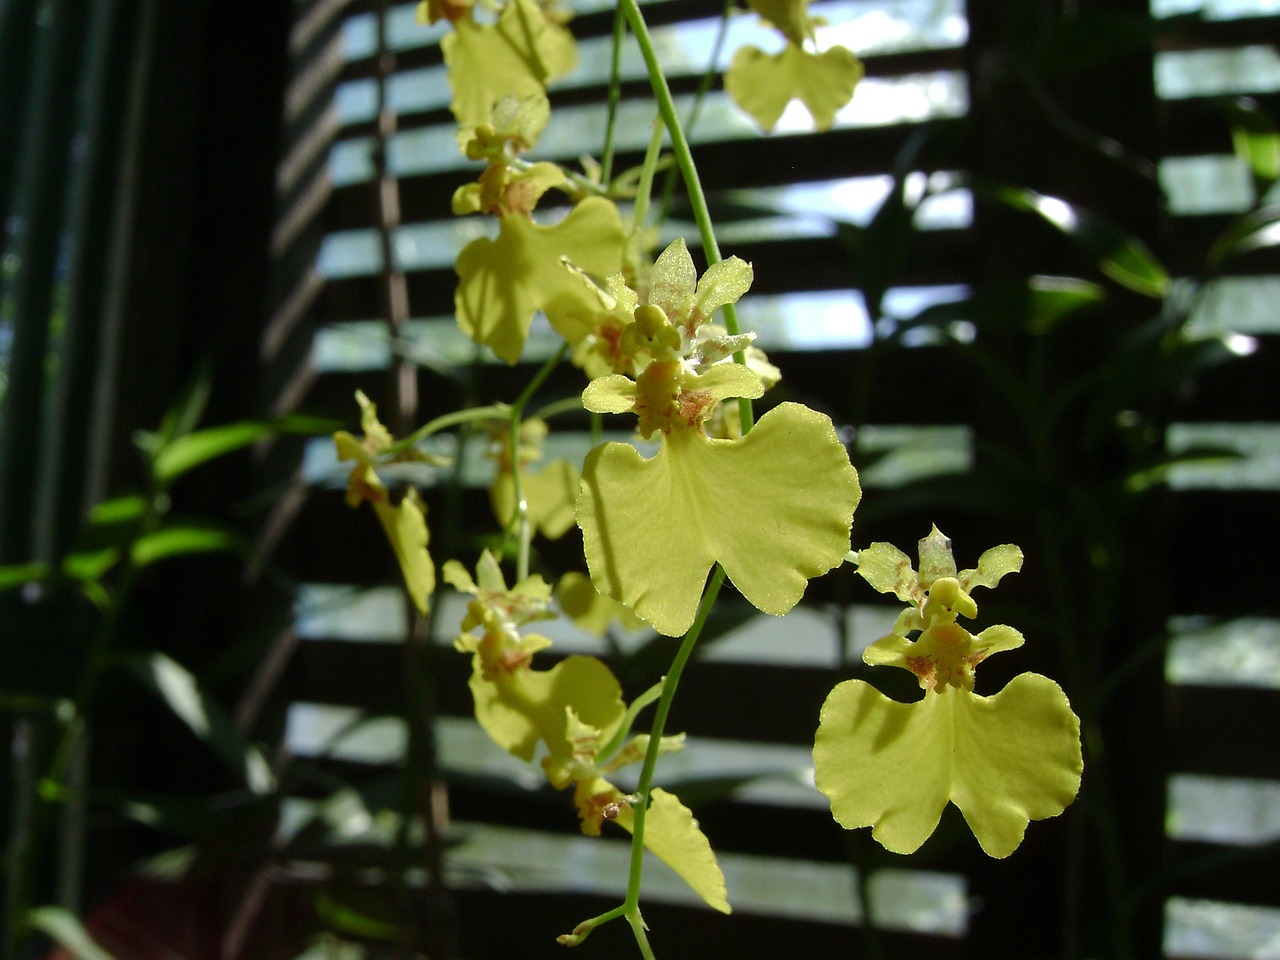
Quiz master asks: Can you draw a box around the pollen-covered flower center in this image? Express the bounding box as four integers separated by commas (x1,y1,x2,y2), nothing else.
909,621,985,692
623,303,682,360
632,359,682,437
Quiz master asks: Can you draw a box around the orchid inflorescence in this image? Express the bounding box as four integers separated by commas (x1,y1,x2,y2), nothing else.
332,1,1082,953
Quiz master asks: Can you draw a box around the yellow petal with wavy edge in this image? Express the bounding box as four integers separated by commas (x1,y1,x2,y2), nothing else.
813,673,1082,858
613,788,730,914
442,0,577,127
577,402,860,636
371,491,433,616
725,43,862,133
468,654,624,763
557,572,645,636
455,197,626,364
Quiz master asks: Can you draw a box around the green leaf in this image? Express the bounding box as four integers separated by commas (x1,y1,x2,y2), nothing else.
27,907,116,960
814,673,1082,857
614,788,730,914
153,415,332,485
1224,97,1280,187
150,362,213,454
130,521,244,568
1208,204,1280,267
0,561,50,592
455,196,627,363
87,494,149,527
121,651,275,794
994,186,1169,297
1123,445,1243,492
316,894,399,942
907,276,1106,335
578,402,861,637
725,42,863,133
442,0,577,127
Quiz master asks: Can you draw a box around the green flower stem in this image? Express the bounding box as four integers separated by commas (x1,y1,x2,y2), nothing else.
626,908,657,960
506,343,570,581
529,396,585,423
623,567,726,935
560,567,726,955
619,0,754,433
600,3,627,185
391,404,508,453
558,904,627,946
632,121,667,247
656,0,733,224
596,679,664,762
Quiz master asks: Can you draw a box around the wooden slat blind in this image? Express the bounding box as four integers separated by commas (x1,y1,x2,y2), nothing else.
251,1,1280,957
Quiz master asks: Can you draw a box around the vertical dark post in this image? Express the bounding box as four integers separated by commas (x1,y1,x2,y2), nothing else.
0,0,89,565
369,5,452,958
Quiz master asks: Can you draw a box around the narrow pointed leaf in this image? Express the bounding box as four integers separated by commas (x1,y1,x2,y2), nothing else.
130,522,244,569
153,415,335,484
27,907,117,960
0,561,50,592
1209,204,1280,267
995,186,1168,297
121,652,275,794
1224,97,1280,186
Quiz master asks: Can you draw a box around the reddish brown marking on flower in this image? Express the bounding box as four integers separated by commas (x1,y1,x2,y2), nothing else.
905,655,938,690
347,471,387,507
633,360,681,437
596,318,633,374
579,789,623,833
504,177,541,216
677,389,716,430
475,632,533,679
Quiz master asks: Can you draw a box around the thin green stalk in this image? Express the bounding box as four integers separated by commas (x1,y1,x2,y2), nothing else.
391,404,508,453
506,343,569,581
530,396,584,423
619,0,754,432
632,122,667,243
596,679,664,762
626,909,657,960
624,567,725,890
618,0,722,270
562,568,726,953
600,3,627,185
656,0,734,224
